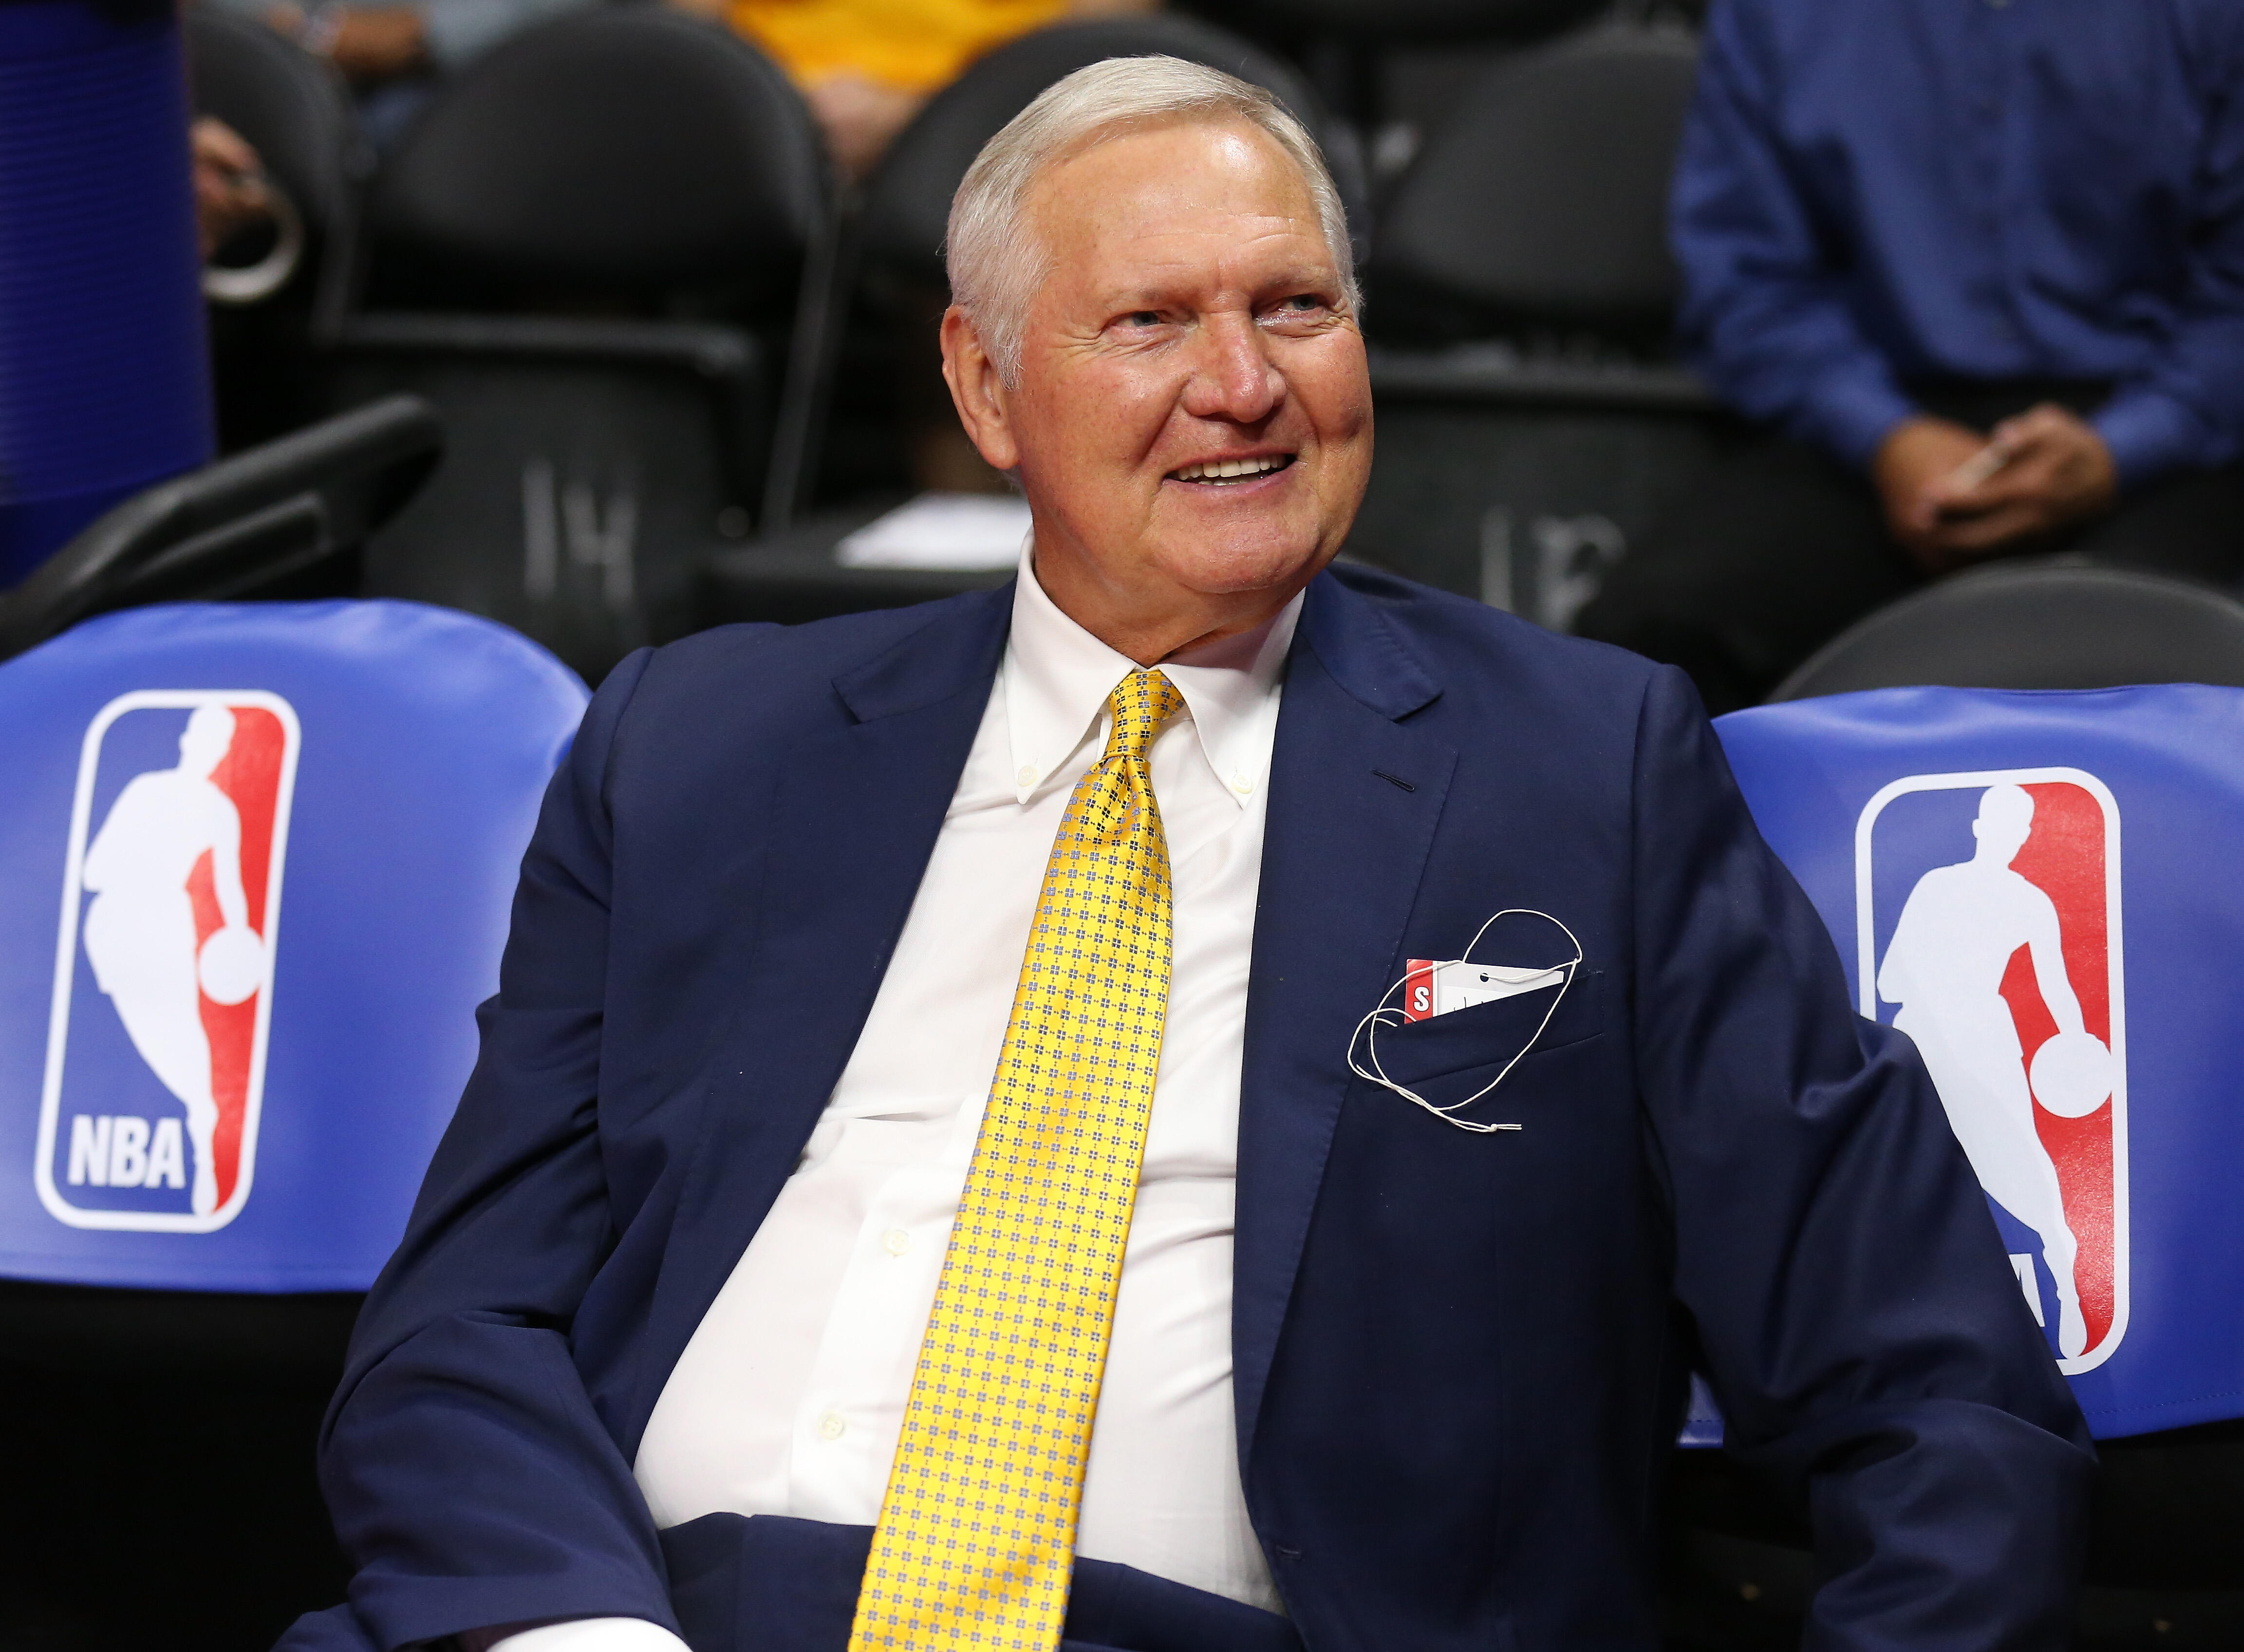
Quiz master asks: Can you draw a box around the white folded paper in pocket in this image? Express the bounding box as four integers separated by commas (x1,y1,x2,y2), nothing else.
1403,958,1570,1021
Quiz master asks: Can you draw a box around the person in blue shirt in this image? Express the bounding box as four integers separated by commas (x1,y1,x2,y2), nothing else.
1576,0,2244,711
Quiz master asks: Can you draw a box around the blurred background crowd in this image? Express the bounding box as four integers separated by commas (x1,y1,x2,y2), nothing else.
15,0,2234,714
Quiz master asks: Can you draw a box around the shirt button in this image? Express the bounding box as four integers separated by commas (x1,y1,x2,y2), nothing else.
882,1228,911,1256
1017,764,1038,788
817,1411,847,1441
1231,771,1254,794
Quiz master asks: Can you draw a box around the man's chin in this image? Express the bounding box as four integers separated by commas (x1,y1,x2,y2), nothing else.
1141,503,1341,593
1152,538,1335,601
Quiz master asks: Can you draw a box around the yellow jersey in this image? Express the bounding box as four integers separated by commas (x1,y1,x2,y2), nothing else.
729,0,1068,92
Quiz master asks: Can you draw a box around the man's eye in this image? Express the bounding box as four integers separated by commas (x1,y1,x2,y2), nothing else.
1125,311,1162,327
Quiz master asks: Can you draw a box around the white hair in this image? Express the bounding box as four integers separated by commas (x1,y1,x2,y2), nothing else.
944,54,1360,384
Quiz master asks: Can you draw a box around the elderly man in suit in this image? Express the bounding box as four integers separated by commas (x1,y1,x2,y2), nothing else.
280,56,2092,1652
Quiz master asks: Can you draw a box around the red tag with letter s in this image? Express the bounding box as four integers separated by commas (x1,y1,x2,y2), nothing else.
1402,959,1436,1022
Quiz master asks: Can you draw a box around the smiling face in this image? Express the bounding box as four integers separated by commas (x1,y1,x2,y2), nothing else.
940,116,1373,663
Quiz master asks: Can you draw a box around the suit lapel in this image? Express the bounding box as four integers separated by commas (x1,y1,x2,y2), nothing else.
635,588,1012,1427
1234,573,1456,1473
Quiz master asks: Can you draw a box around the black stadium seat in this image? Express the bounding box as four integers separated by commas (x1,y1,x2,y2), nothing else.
859,13,1367,294
185,9,368,448
359,9,821,306
1192,0,1608,135
1770,564,2244,700
0,394,441,663
1371,24,1698,350
329,7,831,680
1345,25,1741,632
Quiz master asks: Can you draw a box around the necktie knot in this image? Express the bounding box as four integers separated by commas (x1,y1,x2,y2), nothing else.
1106,670,1183,767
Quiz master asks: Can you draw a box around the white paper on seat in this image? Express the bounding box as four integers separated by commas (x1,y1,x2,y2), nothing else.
834,492,1032,571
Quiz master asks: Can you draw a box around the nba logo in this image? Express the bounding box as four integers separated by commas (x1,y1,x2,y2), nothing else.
1856,767,2127,1374
35,692,301,1232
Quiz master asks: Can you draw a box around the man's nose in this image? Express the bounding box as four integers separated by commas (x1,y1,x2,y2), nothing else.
1179,313,1283,425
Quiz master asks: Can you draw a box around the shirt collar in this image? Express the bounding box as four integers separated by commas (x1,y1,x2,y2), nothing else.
1003,537,1301,808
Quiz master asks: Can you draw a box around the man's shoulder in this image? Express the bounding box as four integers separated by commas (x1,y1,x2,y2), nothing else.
572,585,1010,807
617,584,1010,720
1320,561,1665,715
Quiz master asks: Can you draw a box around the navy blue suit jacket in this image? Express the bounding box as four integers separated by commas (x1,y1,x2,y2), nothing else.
303,565,2092,1652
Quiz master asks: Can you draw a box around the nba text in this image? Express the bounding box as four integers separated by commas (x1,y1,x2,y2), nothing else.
66,1115,188,1190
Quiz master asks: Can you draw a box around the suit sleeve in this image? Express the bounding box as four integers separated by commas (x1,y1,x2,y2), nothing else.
2088,11,2244,489
1671,0,1917,469
1627,665,2094,1649
312,647,684,1652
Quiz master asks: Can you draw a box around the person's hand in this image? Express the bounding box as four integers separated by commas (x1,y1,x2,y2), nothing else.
190,116,273,258
1873,415,1996,572
803,71,927,183
1875,405,2118,574
1925,402,2118,554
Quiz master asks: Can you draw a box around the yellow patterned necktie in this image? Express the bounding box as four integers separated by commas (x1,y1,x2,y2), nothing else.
848,667,1186,1652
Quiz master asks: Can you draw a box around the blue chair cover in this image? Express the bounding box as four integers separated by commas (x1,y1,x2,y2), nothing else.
1715,684,2244,1441
0,601,587,1292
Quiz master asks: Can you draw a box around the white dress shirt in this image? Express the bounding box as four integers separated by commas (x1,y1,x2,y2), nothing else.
494,550,1297,1652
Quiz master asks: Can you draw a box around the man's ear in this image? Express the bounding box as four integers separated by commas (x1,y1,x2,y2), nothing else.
940,306,1022,474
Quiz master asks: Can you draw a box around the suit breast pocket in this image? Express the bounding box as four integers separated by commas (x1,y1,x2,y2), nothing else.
1365,969,1607,1104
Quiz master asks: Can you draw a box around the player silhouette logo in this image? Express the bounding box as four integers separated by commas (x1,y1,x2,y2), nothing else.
79,707,265,1216
1877,786,2114,1358
37,690,299,1233
1856,767,2128,1372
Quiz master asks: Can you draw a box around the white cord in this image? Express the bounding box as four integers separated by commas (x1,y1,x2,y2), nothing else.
1346,908,1585,1134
